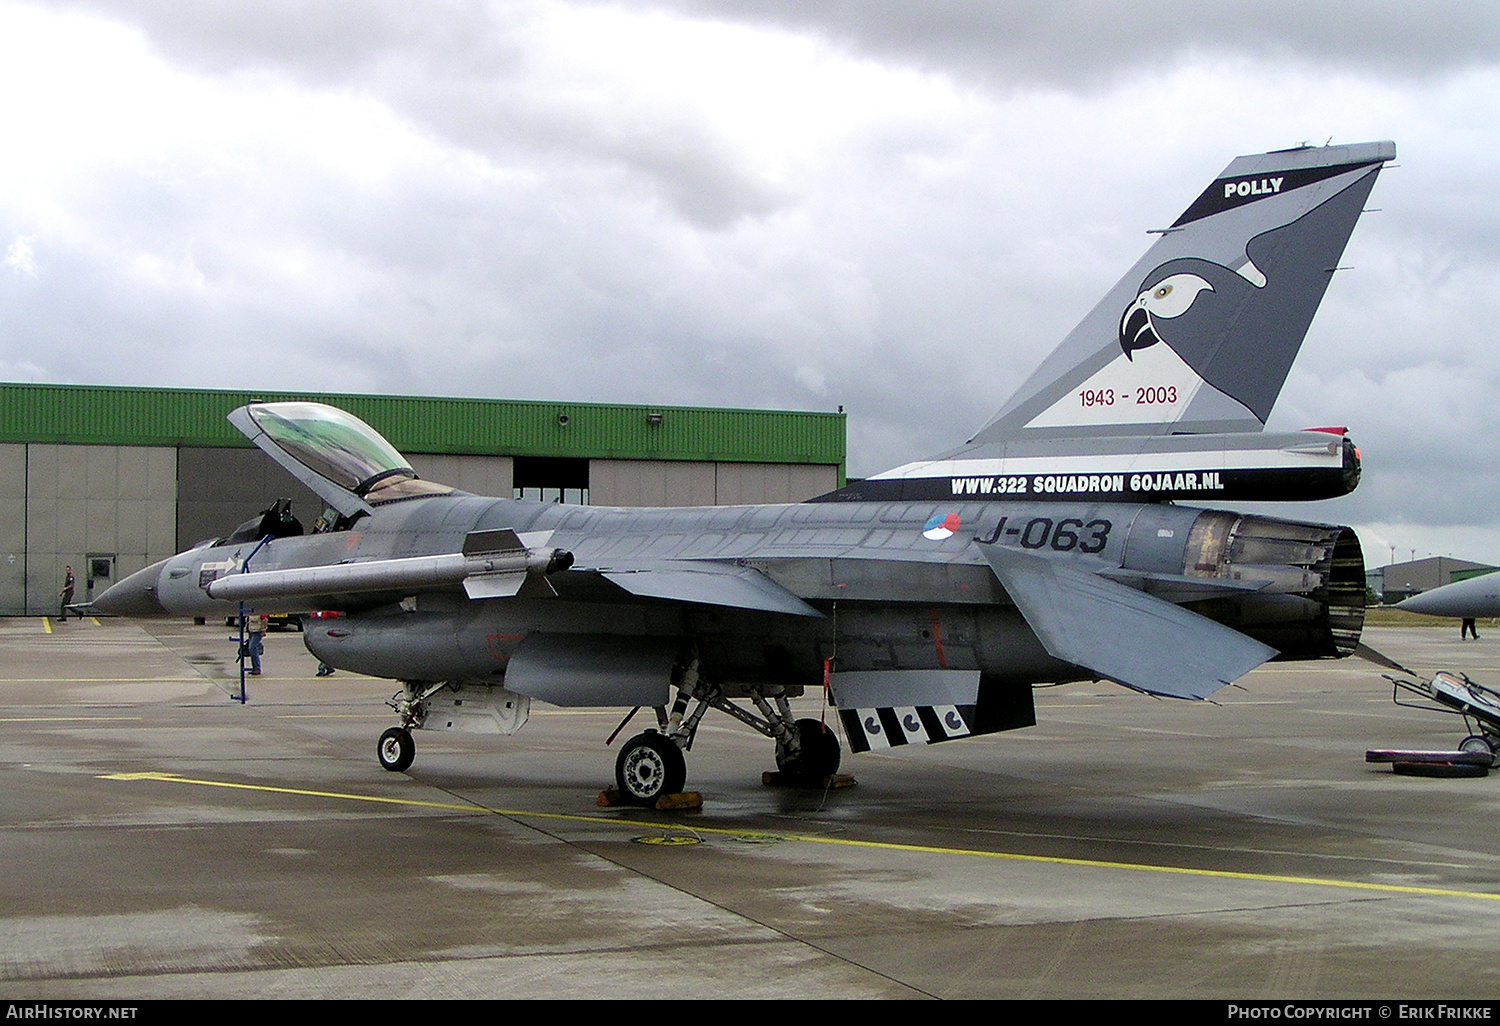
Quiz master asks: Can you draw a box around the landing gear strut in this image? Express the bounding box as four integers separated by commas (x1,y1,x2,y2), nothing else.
375,680,448,772
606,652,846,804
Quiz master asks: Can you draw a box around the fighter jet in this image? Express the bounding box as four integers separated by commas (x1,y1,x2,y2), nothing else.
1396,573,1500,618
97,141,1393,805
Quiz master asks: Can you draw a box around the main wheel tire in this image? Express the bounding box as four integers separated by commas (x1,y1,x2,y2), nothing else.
777,718,841,781
615,732,687,806
377,727,415,772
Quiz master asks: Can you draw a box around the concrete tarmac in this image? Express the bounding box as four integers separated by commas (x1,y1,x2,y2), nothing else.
2,616,1499,999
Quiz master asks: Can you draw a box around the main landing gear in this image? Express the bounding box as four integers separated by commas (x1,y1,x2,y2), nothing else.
608,654,844,807
614,731,687,805
776,717,841,782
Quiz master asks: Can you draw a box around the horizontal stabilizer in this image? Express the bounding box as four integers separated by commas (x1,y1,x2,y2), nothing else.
1352,642,1414,675
597,562,822,617
977,544,1277,699
1098,567,1269,604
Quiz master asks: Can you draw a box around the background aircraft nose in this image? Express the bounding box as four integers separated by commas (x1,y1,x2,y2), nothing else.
94,559,170,616
1395,575,1500,618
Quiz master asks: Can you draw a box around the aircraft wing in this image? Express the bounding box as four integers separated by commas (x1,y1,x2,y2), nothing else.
593,561,823,618
202,529,821,618
977,543,1277,700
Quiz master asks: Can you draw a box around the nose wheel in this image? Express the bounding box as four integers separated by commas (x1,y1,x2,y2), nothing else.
378,727,415,772
615,731,687,806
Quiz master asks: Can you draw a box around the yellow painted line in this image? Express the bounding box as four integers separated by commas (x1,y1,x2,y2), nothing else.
2,716,144,722
41,617,52,635
89,617,101,626
99,771,1500,904
0,678,210,683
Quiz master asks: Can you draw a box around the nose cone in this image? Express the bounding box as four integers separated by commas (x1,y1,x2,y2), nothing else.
1395,573,1500,618
95,559,170,617
1394,592,1437,615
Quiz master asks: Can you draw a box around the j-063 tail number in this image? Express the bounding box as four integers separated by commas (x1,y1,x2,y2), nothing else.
976,516,1111,553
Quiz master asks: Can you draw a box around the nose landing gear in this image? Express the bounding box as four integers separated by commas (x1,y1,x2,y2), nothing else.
377,727,415,772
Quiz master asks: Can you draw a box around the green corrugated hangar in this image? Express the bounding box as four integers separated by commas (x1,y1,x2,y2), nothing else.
0,383,846,616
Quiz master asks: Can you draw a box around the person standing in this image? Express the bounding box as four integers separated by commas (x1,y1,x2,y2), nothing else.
59,565,74,621
310,610,338,676
244,612,268,675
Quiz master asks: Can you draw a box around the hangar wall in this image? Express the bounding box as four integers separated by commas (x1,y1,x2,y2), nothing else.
18,444,178,615
588,459,837,507
0,445,24,616
177,447,323,550
410,453,515,499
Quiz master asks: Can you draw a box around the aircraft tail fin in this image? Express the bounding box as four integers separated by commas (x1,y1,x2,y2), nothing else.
969,141,1395,444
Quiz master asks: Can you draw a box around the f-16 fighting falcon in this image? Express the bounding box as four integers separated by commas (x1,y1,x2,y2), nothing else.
98,141,1394,805
1395,574,1500,620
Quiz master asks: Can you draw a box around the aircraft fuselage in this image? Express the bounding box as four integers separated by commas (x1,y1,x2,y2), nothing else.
104,493,1364,694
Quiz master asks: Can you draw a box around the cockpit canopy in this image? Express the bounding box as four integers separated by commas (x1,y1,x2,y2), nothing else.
229,401,451,520
247,403,413,495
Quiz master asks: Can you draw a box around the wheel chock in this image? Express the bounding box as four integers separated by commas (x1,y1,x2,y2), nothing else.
596,788,703,809
654,791,703,810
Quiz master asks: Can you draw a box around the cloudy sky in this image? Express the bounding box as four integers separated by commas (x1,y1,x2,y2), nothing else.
2,1,1499,566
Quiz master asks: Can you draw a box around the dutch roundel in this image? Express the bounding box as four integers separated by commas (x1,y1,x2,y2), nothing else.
922,512,962,540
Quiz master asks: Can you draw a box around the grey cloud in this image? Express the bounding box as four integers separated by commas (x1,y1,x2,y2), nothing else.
653,0,1500,86
51,0,510,84
61,0,1500,90
47,0,784,229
